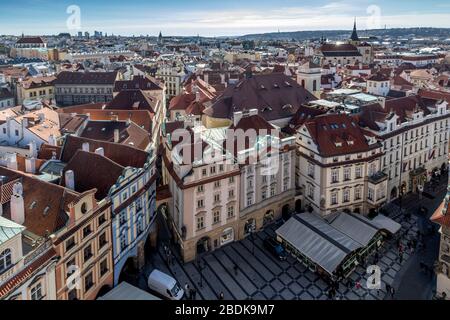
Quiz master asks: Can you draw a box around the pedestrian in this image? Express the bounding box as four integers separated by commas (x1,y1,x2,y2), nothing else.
190,288,197,300
185,283,191,299
374,252,379,265
327,289,333,299
390,287,395,299
218,292,224,300
233,263,238,276
355,281,362,290
399,252,403,264
385,283,391,296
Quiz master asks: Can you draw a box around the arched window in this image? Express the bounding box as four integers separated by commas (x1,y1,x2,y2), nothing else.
0,249,12,272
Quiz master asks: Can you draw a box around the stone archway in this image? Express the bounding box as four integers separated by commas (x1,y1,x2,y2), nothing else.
282,204,291,221
95,285,112,299
196,237,211,255
390,186,398,199
295,199,302,213
118,257,138,285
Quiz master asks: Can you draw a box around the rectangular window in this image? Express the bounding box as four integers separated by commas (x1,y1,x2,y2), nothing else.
65,237,76,252
229,176,234,184
100,258,108,277
119,211,127,226
197,199,204,208
210,166,216,174
197,185,204,193
355,166,362,179
308,185,315,200
343,189,350,203
30,283,43,300
83,245,93,263
197,216,205,230
84,273,94,292
214,194,220,203
331,192,338,205
227,206,234,218
308,163,315,178
82,225,92,238
214,181,221,188
355,187,362,201
213,210,220,224
344,167,351,181
331,169,339,183
368,188,374,201
98,214,106,226
228,189,234,198
99,232,107,249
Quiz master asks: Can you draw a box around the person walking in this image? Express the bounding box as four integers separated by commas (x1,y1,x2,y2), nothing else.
399,252,404,264
185,283,191,299
190,288,197,300
390,286,395,299
218,292,224,300
385,283,391,298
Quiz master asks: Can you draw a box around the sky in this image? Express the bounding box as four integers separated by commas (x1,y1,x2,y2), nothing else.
1,0,450,37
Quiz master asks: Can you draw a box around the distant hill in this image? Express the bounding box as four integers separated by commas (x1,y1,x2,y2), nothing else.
238,28,450,41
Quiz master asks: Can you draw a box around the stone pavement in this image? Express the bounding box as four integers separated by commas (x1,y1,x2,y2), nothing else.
141,213,421,300
389,179,448,300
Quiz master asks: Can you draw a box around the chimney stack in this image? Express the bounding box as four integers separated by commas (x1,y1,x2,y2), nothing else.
65,170,75,190
114,129,120,143
29,141,37,158
48,134,56,146
82,142,90,152
95,147,105,156
233,111,243,127
11,182,25,225
7,154,18,170
25,157,36,174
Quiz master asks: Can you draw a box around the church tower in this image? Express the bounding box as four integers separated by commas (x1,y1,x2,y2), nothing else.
158,31,163,45
349,18,360,46
297,60,322,98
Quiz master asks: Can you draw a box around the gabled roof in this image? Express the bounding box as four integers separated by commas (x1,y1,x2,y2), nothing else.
204,73,316,122
61,150,124,200
16,37,45,44
61,135,149,168
304,113,376,157
107,90,157,113
0,167,80,237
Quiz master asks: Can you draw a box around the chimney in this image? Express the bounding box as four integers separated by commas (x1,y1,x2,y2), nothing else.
95,147,105,156
220,73,226,85
11,182,25,225
195,90,201,103
65,170,75,190
37,113,45,122
114,129,120,143
7,154,18,170
25,157,36,174
22,118,29,128
29,141,37,158
204,73,209,84
82,142,90,152
233,111,243,127
48,134,56,146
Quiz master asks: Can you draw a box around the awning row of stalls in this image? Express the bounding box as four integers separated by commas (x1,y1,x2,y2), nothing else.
276,212,401,280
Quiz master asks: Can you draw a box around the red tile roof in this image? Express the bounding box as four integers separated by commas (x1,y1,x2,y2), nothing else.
61,150,125,200
61,135,149,169
304,113,378,157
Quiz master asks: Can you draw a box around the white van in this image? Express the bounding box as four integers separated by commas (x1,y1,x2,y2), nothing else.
147,269,184,300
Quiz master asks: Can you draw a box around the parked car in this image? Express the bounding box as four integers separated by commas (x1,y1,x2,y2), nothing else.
147,269,184,300
263,237,288,261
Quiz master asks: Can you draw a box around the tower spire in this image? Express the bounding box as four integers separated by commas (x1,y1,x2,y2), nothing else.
350,17,359,42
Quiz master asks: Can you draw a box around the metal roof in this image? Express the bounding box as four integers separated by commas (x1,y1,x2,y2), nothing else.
0,216,25,245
